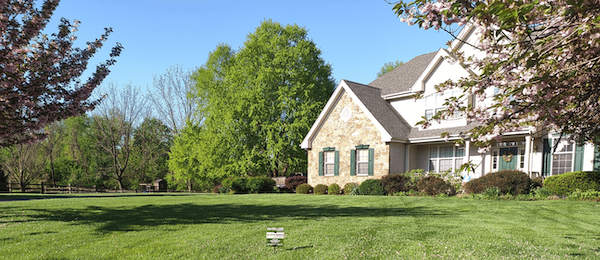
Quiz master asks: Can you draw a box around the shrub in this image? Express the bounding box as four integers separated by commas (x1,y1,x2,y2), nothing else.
343,182,358,195
313,184,328,195
402,169,426,190
296,183,312,194
417,175,456,196
285,175,307,191
531,177,543,190
212,184,223,194
482,187,501,199
543,171,600,196
328,183,341,195
569,189,600,201
533,187,553,199
358,179,385,195
246,177,276,193
463,170,531,195
230,177,249,193
218,185,229,194
380,174,410,194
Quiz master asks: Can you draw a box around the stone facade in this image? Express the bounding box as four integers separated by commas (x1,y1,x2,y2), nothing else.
307,90,389,187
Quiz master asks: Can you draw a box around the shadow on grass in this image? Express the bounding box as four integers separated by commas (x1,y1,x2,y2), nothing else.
8,199,452,234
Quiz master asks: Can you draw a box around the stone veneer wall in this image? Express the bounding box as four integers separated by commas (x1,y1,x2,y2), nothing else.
307,90,389,187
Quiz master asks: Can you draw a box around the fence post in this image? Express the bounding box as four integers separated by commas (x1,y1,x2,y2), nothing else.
68,184,71,194
41,182,45,194
8,181,11,194
93,185,96,193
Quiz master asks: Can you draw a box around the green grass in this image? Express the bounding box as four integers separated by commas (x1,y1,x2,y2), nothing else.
1,194,600,259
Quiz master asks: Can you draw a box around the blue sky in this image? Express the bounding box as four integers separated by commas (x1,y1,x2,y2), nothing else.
47,0,452,90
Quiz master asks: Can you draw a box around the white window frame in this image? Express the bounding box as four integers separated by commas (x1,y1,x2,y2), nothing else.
324,151,335,176
356,149,369,176
551,139,575,176
491,146,526,171
428,145,465,173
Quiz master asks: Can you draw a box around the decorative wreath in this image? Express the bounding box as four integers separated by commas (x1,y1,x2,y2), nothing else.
502,151,514,162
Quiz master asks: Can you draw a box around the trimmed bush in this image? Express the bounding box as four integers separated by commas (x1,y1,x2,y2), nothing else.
464,170,531,195
343,182,358,195
380,174,410,194
285,175,307,191
247,177,276,193
544,171,600,196
296,183,312,194
314,184,328,195
230,177,249,193
417,175,455,196
221,178,234,190
358,179,385,195
328,183,341,195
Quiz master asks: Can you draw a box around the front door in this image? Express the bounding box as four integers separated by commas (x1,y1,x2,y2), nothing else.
499,147,518,170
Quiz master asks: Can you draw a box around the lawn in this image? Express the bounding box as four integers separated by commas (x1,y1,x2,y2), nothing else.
1,193,599,259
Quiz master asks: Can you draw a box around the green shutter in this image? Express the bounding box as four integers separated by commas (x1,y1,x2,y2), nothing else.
595,144,600,171
542,139,552,176
574,144,584,172
318,151,324,176
368,148,374,176
350,150,356,176
334,151,339,176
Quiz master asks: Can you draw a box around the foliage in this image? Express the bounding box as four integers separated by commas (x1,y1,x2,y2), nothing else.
569,189,600,202
246,177,276,193
533,187,554,200
481,187,502,200
376,60,404,78
230,177,249,194
187,20,335,178
314,184,328,195
543,171,600,196
417,175,456,196
212,184,222,194
285,175,308,191
358,179,385,196
343,182,358,195
380,174,411,194
295,183,312,194
464,170,531,195
328,183,341,195
393,0,600,148
0,0,122,146
531,177,544,190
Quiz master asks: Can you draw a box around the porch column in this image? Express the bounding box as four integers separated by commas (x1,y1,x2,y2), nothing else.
525,135,532,177
404,144,411,172
465,140,471,176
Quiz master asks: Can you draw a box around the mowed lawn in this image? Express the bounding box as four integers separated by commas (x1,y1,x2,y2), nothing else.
1,194,599,259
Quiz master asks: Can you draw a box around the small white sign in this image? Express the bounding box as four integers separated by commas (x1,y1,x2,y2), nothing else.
266,227,284,246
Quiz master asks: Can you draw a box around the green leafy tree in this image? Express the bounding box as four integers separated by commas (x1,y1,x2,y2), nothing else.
178,20,335,181
376,60,404,78
131,117,173,185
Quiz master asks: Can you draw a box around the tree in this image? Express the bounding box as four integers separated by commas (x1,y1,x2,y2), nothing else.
148,64,198,134
376,60,404,78
131,117,172,185
180,20,335,180
392,0,600,150
91,82,148,190
1,142,48,191
1,0,123,146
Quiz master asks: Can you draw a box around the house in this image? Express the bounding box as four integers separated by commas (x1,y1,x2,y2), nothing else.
300,26,600,187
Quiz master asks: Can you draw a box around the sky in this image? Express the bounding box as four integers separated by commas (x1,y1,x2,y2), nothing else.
46,0,453,91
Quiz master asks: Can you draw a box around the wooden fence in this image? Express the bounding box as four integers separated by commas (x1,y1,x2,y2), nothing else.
0,182,137,194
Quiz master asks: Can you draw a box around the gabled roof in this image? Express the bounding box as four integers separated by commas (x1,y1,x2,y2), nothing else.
369,52,437,96
300,80,412,149
344,80,412,140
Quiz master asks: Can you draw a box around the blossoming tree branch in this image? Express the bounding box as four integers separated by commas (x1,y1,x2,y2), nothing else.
0,0,123,147
392,0,600,152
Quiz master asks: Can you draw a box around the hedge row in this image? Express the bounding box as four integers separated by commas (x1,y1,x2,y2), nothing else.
220,176,276,194
463,170,531,195
543,171,600,196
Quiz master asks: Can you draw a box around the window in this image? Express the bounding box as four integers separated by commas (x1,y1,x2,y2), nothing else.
324,151,335,176
492,150,498,170
519,149,526,169
351,145,373,176
356,149,369,175
425,109,434,120
551,140,573,176
319,147,338,177
428,145,465,173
